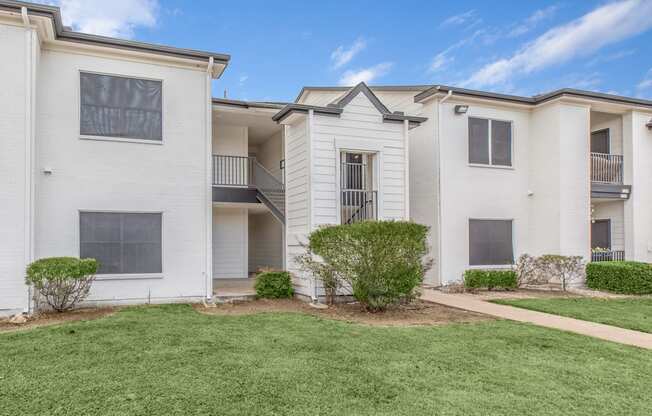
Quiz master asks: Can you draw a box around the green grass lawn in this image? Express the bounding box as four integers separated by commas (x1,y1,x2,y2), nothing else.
493,297,652,333
1,305,651,416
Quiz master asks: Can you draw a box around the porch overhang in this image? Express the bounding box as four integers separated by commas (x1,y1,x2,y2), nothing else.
212,187,259,203
591,183,631,200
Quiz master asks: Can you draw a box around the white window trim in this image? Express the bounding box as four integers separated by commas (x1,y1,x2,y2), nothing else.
77,70,165,145
77,209,165,280
467,217,516,268
467,116,514,169
335,139,384,224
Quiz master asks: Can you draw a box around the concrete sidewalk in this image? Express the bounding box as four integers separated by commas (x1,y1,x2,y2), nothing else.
421,289,652,350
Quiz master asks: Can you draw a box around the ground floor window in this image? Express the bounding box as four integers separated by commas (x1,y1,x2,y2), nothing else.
80,212,162,275
469,219,513,266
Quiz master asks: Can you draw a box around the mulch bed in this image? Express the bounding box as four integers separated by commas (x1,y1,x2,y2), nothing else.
195,298,492,327
0,308,117,333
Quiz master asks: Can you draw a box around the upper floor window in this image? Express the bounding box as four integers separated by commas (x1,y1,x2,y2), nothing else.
468,117,512,167
80,72,162,142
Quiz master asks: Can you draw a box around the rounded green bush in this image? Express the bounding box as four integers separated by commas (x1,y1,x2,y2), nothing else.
586,261,652,295
255,271,294,299
25,257,99,312
308,221,429,311
26,257,98,286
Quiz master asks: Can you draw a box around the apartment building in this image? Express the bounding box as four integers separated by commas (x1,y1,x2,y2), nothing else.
297,85,652,285
2,1,652,315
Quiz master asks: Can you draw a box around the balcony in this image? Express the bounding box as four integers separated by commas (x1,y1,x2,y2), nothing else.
590,153,631,199
590,153,623,184
212,155,285,223
591,250,625,262
341,190,378,224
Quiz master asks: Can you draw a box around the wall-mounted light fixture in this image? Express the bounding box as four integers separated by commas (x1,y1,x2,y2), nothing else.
454,105,469,115
646,119,652,130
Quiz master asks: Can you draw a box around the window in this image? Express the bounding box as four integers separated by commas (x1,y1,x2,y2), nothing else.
469,219,513,265
80,212,162,275
80,72,162,141
468,117,512,167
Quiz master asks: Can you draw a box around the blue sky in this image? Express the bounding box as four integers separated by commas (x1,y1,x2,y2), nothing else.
45,0,652,102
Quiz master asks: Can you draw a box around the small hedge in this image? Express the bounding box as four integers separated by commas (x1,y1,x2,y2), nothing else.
26,257,98,311
586,261,652,295
254,271,294,299
464,269,517,290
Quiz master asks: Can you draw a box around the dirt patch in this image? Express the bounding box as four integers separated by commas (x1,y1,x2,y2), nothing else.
0,308,117,333
195,298,491,327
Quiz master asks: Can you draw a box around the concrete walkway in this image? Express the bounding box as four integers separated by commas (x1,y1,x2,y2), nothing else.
421,289,652,350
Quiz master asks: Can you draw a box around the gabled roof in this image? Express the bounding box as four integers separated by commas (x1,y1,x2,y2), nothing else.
274,82,427,126
0,0,230,75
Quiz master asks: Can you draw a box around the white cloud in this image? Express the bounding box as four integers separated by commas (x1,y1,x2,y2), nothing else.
330,38,367,69
339,62,393,86
638,69,652,91
508,5,559,37
46,0,159,38
239,74,248,86
427,30,485,73
463,0,652,89
440,10,481,28
586,49,636,67
429,52,453,72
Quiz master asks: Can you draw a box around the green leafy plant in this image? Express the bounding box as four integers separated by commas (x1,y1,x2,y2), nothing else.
305,221,430,312
25,257,98,312
254,271,294,299
464,269,517,291
586,261,652,295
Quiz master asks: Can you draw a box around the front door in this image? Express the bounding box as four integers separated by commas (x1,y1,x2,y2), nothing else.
591,219,611,249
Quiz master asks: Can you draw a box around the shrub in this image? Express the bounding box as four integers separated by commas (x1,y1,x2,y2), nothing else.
586,261,652,295
295,252,342,305
25,257,98,312
254,271,294,299
464,269,517,290
516,254,585,291
306,221,430,312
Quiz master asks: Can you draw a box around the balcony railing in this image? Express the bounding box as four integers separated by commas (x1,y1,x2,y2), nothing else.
591,250,625,262
212,155,254,187
591,153,623,184
341,190,378,224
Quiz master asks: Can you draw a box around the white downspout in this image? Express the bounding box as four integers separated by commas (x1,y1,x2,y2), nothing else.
22,7,36,314
436,90,452,286
205,57,214,300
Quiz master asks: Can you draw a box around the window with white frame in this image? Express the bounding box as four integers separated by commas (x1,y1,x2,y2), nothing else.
469,219,514,265
80,212,162,275
80,72,162,141
468,117,512,166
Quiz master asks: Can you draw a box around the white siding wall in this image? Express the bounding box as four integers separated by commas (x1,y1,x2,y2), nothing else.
284,118,311,296
593,201,625,251
248,211,283,272
311,93,407,224
257,131,283,181
408,100,439,284
35,47,210,304
213,124,247,156
213,207,248,278
0,22,37,315
439,100,531,284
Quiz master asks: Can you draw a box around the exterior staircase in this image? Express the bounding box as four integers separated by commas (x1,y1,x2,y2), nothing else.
251,160,285,224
